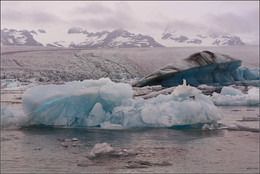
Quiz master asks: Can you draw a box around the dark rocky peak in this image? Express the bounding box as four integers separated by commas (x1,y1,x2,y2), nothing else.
68,27,88,34
38,29,46,33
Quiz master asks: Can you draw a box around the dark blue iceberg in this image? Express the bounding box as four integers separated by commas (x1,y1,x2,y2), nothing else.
132,51,259,87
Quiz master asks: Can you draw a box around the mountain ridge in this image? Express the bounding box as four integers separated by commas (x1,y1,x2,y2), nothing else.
1,27,248,48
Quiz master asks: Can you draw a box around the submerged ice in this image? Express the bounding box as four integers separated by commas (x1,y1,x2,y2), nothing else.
22,78,221,128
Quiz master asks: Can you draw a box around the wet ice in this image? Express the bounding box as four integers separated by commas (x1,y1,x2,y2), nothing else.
20,78,221,128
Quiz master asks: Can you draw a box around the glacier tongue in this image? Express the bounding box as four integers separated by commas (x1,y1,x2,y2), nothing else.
22,78,221,128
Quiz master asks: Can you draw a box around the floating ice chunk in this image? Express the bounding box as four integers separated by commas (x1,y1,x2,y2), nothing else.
1,107,29,127
7,81,21,88
88,142,137,158
201,124,215,131
227,123,259,132
211,86,259,106
22,78,222,127
246,87,260,105
89,142,114,157
220,86,243,96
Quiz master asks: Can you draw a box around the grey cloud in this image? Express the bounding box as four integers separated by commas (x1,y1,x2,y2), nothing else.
71,2,136,31
205,10,259,34
73,2,113,15
2,8,64,25
164,20,202,32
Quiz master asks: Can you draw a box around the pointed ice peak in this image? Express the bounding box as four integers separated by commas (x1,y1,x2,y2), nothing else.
183,79,187,86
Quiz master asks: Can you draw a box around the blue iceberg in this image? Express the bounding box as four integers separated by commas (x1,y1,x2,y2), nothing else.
1,107,28,127
22,78,222,128
132,51,259,87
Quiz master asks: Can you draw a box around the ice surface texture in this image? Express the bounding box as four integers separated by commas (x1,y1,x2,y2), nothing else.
132,51,259,87
22,78,221,128
212,86,259,106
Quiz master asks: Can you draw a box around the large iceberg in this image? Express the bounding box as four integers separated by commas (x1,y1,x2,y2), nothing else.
211,86,259,106
22,78,221,128
132,51,259,87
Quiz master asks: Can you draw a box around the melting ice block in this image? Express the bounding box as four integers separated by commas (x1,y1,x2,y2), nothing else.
211,86,259,106
22,78,221,128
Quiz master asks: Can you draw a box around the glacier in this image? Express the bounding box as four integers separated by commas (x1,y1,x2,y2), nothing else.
211,86,259,106
132,51,259,87
21,78,221,128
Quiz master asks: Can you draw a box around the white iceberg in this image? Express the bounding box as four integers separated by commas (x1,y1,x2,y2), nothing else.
211,86,259,106
21,78,221,128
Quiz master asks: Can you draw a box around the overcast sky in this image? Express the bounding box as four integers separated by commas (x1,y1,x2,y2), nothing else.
1,1,259,44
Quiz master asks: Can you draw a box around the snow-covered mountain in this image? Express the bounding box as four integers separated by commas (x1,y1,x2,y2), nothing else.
1,28,43,46
1,27,248,48
68,28,164,48
160,28,245,46
1,28,164,48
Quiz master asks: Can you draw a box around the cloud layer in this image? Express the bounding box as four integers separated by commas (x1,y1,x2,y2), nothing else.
1,1,258,44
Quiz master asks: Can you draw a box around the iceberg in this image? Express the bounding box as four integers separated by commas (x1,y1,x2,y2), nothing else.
211,86,259,106
22,78,221,128
22,78,132,127
1,107,29,127
132,51,259,87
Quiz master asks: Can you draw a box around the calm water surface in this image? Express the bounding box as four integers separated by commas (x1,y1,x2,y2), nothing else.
1,106,259,173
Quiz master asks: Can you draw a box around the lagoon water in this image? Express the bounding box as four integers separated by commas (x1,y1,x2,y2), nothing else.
1,106,259,173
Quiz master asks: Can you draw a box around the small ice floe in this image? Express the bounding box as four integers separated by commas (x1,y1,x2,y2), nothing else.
211,86,259,106
1,107,29,127
227,123,259,132
198,85,221,95
201,124,215,131
133,86,175,99
87,142,137,158
57,137,79,142
89,142,114,157
72,138,79,141
239,117,260,122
